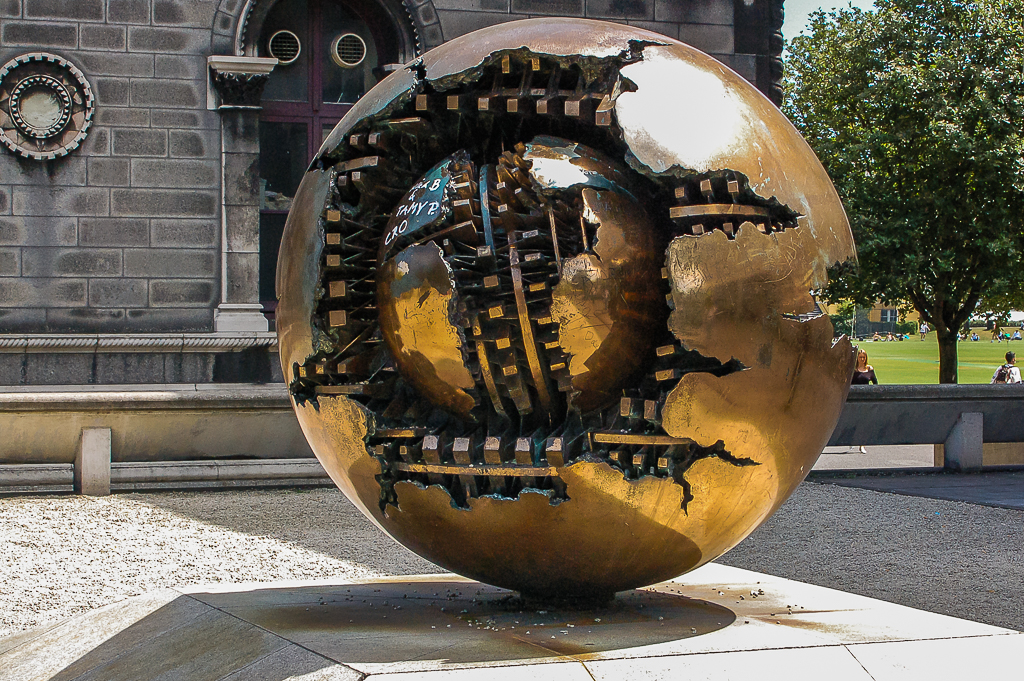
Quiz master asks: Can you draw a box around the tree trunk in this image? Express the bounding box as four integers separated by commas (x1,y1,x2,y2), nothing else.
936,328,959,383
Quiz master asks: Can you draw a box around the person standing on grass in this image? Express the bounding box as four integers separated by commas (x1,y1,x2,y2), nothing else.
852,350,878,384
992,320,1002,342
991,351,1022,384
919,322,929,341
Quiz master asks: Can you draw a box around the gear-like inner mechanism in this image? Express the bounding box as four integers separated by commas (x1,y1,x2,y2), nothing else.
288,51,803,511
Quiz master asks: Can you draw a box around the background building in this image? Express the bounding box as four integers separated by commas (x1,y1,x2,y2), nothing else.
0,0,783,386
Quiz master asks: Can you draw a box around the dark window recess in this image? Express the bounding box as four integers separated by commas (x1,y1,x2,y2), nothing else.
259,212,288,306
321,4,376,104
258,0,405,314
213,347,274,383
259,121,308,212
262,0,309,102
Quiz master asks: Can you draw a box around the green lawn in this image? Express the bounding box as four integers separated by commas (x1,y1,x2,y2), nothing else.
856,333,1022,384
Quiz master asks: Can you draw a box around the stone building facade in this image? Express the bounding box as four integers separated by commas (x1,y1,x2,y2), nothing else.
0,0,783,385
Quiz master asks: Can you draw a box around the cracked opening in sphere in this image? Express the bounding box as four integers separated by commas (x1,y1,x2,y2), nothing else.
275,18,858,601
283,47,810,512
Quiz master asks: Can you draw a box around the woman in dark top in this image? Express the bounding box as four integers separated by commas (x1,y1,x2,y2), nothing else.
852,349,878,384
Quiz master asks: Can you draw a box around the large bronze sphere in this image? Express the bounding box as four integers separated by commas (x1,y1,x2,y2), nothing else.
277,19,857,601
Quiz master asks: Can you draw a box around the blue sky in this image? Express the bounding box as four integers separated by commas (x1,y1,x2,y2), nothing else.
782,0,877,41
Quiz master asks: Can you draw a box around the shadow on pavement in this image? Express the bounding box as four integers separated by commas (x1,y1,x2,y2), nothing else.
17,580,734,680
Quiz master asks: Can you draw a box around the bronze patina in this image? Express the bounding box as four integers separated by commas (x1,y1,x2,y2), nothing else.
276,18,857,602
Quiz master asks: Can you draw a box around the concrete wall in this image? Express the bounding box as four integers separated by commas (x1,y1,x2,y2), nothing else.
0,385,313,463
828,384,1024,447
934,443,1024,467
0,344,281,385
5,382,1024,472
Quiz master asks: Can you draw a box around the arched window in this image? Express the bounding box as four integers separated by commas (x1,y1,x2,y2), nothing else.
256,0,409,313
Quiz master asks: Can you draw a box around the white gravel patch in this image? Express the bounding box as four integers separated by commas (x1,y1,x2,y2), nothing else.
0,488,441,638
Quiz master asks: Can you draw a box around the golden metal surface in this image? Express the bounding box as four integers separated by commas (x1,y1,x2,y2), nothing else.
377,243,477,421
590,432,689,446
669,204,771,219
508,245,555,419
394,462,559,477
277,19,857,601
550,188,664,412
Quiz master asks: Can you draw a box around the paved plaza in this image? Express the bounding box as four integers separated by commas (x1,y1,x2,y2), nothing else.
2,479,1022,643
3,565,1019,680
815,445,935,470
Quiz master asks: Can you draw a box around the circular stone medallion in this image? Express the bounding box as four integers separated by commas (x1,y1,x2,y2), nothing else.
0,53,94,161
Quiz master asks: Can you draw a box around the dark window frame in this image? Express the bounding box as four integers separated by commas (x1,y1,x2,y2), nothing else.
258,0,403,313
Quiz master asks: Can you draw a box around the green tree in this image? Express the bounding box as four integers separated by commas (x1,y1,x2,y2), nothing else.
786,0,1024,382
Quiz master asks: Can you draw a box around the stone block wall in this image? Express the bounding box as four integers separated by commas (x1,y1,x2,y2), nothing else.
0,346,281,385
429,0,760,84
0,0,224,334
0,0,780,384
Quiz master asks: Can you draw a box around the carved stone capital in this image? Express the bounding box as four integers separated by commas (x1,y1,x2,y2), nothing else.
208,56,277,109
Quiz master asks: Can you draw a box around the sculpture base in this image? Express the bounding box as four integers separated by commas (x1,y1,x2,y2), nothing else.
515,590,615,610
1,564,1017,680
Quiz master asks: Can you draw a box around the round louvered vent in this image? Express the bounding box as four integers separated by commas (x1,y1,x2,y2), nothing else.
268,30,301,65
331,33,366,68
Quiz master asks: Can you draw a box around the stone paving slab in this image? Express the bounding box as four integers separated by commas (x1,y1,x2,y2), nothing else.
0,564,1018,680
815,445,935,470
819,470,1024,510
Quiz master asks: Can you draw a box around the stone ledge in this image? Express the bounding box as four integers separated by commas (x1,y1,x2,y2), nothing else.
112,458,327,484
0,332,278,353
0,383,291,411
0,459,331,495
0,463,73,490
831,384,1024,452
847,383,1024,401
0,383,311,466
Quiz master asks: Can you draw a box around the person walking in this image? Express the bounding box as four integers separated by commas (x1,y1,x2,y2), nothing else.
852,350,878,384
919,321,929,340
991,351,1022,384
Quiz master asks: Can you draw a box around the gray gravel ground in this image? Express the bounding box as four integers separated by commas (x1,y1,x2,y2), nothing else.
1,482,1021,640
719,481,1024,632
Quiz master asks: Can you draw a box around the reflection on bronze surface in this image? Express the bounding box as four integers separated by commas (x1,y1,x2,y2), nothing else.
378,242,477,421
277,19,857,601
551,188,664,412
